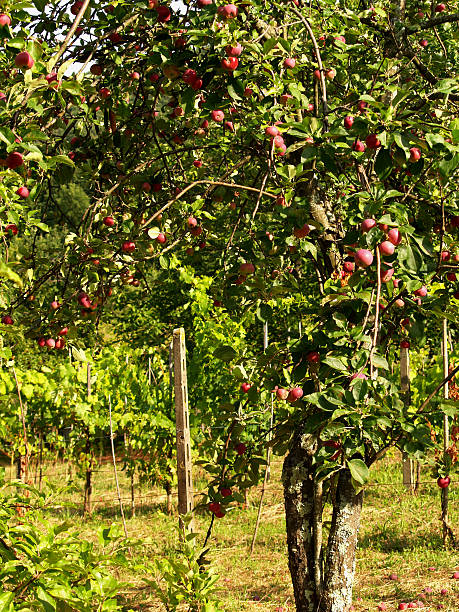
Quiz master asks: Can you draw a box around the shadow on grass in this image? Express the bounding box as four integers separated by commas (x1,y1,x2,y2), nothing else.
359,523,444,552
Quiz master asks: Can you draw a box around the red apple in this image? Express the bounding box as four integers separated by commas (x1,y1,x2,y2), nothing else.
325,68,336,80
103,216,115,227
400,340,410,348
235,442,246,455
437,476,450,488
220,487,232,497
361,218,376,232
46,338,56,349
16,186,29,199
293,224,310,238
265,125,280,137
241,382,252,392
366,133,381,149
276,388,289,400
409,147,421,162
414,286,427,297
122,240,136,253
435,3,446,11
15,51,34,69
387,228,402,245
379,241,395,256
211,109,224,122
284,57,296,69
0,14,11,26
354,249,373,267
344,116,354,129
37,337,46,347
239,262,255,275
217,4,238,18
221,57,238,71
6,152,23,169
156,232,167,244
226,43,242,56
306,351,320,363
156,5,171,21
2,315,13,325
288,387,304,402
353,140,366,152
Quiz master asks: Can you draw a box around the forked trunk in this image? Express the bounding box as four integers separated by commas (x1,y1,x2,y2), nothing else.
283,432,363,612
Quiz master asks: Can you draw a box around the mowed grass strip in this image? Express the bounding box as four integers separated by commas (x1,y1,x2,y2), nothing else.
6,452,458,611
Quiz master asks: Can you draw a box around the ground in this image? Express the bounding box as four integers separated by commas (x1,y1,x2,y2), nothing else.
4,451,459,611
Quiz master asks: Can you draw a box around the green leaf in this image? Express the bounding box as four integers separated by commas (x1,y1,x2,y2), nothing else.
371,355,389,370
323,357,348,372
71,347,87,362
0,592,14,612
213,345,237,362
347,458,369,486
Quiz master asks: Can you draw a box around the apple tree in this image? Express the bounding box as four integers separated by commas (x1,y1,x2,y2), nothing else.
0,0,458,610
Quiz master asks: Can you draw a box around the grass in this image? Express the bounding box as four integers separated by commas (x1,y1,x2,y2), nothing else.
3,452,459,611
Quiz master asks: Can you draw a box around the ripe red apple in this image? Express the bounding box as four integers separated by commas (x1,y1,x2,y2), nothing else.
208,501,221,513
6,152,24,169
353,140,366,152
446,272,456,281
235,442,246,455
357,100,367,112
366,133,381,149
437,476,450,488
293,224,310,238
387,228,402,245
419,39,428,47
343,260,355,273
354,249,373,267
103,216,115,227
156,5,171,21
59,327,69,336
217,4,238,18
190,226,202,236
379,241,395,256
156,232,167,244
344,116,354,129
313,69,321,80
361,218,376,232
414,286,427,297
37,337,46,347
197,0,212,6
211,109,224,122
241,382,252,392
221,57,238,71
306,351,320,363
239,262,255,275
99,87,110,99
288,387,304,402
0,14,11,26
380,267,394,282
398,605,408,611
435,3,446,10
16,186,29,198
50,300,60,310
122,240,135,253
2,315,13,325
409,147,421,162
325,68,336,80
70,1,84,15
452,571,459,579
276,388,289,400
46,338,56,349
400,340,410,348
441,250,450,261
187,216,198,228
15,51,34,69
90,64,102,75
193,159,203,168
284,57,296,69
55,338,65,349
226,43,242,56
265,125,280,137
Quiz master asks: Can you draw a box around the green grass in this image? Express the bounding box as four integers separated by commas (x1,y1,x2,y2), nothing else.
5,453,459,611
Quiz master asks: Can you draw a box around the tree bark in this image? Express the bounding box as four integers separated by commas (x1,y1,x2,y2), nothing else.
320,469,363,612
283,432,364,612
282,432,318,612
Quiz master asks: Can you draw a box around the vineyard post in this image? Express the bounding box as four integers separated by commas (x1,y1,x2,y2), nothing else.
108,394,128,538
441,318,450,546
84,362,92,515
400,344,415,491
250,322,274,553
173,328,194,531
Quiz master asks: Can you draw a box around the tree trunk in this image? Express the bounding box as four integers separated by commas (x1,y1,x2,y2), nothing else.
282,432,318,612
283,432,364,612
319,469,363,612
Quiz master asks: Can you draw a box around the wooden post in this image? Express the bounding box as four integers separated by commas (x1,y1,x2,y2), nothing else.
400,344,415,491
441,319,450,546
109,394,128,538
84,362,93,515
173,328,194,530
